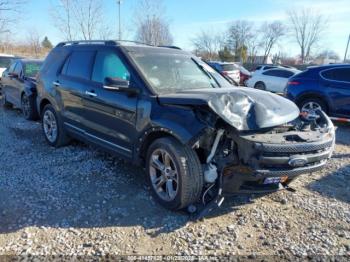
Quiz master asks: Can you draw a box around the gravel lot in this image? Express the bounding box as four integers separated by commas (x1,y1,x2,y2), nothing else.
0,102,349,258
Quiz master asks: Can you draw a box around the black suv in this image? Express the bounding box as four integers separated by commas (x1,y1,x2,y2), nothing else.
36,41,335,212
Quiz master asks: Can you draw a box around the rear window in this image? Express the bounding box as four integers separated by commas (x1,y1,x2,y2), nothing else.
0,56,14,68
24,62,42,77
221,64,238,71
64,51,95,80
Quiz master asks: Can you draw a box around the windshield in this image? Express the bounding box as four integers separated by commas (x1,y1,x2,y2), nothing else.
24,62,42,77
0,57,14,68
130,52,232,94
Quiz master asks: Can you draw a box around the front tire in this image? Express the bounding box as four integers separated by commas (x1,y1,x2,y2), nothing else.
42,104,70,147
146,137,204,211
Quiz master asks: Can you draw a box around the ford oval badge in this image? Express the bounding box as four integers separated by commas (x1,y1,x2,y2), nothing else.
288,157,308,167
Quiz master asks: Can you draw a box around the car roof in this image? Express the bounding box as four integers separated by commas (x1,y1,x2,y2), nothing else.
208,61,237,65
308,63,350,71
0,53,15,57
263,67,300,73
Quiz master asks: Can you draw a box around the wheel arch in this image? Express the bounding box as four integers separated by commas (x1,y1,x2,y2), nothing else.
39,98,52,116
137,128,184,164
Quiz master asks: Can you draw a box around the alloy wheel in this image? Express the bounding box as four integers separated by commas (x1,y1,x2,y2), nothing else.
149,149,179,202
302,101,322,113
43,110,58,143
21,95,31,118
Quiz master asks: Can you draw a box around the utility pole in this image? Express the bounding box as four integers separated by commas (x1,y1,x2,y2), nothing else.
344,34,350,63
117,0,122,40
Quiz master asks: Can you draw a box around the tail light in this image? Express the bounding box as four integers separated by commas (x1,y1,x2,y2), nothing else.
287,81,300,86
222,71,229,76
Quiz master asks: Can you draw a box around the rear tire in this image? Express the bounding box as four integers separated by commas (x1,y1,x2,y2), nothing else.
146,137,204,211
21,93,38,120
42,104,70,147
254,82,266,90
298,98,328,114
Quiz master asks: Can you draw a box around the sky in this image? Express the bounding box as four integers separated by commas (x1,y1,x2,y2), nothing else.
14,0,350,58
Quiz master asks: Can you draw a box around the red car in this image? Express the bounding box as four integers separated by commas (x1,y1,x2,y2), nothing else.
239,65,251,86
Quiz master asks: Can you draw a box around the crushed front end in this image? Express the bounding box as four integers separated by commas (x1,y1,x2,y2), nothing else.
222,111,335,194
193,110,335,218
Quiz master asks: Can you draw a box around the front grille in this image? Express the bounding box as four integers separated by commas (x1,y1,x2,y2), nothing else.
255,139,334,153
250,138,334,177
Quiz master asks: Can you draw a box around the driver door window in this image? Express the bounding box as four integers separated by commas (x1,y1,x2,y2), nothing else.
92,51,130,83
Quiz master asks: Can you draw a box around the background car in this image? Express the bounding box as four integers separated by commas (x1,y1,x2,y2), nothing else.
0,53,16,95
207,61,240,84
0,53,15,76
247,68,301,93
285,64,350,118
252,64,298,75
2,58,43,120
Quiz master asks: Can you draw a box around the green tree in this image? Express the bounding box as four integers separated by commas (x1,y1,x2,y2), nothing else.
41,36,53,49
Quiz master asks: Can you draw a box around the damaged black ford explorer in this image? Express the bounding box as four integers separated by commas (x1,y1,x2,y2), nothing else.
36,41,335,215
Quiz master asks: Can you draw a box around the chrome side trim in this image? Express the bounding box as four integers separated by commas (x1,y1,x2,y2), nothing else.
64,122,132,153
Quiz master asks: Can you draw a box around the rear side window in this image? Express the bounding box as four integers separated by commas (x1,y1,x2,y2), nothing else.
321,68,350,82
263,69,293,78
263,69,281,77
92,51,130,83
24,62,42,77
64,51,95,80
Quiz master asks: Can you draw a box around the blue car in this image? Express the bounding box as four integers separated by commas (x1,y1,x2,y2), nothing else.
285,64,350,118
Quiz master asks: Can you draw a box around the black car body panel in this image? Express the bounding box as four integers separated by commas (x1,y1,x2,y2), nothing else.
2,59,43,108
36,41,335,198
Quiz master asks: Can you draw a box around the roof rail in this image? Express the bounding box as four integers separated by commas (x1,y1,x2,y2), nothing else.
158,45,182,50
56,39,154,48
56,40,118,47
116,40,153,46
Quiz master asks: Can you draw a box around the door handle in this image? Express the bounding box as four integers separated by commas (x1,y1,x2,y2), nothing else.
85,91,97,97
53,81,60,86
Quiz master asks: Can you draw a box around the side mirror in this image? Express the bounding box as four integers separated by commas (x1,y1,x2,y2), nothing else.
103,77,140,95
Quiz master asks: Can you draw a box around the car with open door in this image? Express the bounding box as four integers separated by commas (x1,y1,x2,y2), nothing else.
36,41,335,216
2,59,43,120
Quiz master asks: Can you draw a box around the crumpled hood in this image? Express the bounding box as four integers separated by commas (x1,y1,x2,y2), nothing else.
158,87,300,131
